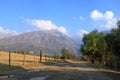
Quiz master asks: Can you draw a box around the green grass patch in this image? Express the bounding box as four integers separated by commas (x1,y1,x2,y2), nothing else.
41,62,56,65
0,63,24,72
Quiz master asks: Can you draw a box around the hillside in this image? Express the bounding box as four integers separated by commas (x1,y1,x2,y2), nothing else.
0,30,79,55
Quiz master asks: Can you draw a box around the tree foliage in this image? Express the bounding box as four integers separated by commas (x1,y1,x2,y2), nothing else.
61,48,77,60
81,30,107,63
80,20,120,68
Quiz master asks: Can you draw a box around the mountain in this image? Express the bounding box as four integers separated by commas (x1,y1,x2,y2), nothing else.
0,30,80,55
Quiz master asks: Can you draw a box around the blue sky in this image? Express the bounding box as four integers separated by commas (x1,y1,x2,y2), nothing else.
0,0,120,39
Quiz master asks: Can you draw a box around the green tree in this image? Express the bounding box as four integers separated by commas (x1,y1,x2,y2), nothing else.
61,48,69,59
81,20,120,68
117,20,120,28
67,52,77,61
81,30,107,64
105,20,120,68
61,48,77,60
96,32,108,65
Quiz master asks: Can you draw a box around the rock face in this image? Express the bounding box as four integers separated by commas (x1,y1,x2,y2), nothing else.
0,30,79,55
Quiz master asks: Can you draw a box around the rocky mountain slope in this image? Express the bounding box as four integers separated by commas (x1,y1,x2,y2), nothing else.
0,30,79,55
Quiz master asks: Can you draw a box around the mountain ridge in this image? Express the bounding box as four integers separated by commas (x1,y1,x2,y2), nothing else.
0,30,80,55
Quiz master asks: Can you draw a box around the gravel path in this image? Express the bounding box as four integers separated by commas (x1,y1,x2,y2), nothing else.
9,61,120,80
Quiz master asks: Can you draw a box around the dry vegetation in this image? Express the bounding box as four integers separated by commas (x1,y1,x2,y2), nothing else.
0,51,55,70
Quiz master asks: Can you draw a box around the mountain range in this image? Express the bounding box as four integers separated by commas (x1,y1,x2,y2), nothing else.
0,30,80,55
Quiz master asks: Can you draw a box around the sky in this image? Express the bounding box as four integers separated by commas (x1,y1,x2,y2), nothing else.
0,0,120,39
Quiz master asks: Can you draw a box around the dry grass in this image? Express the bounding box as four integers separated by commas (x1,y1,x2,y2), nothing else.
0,51,55,70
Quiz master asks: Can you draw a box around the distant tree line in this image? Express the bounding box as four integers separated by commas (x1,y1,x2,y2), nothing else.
61,48,77,61
14,50,30,54
80,20,120,69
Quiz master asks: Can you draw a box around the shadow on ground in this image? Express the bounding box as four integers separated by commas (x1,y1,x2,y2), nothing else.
41,61,96,68
45,70,120,80
11,68,120,80
0,63,25,75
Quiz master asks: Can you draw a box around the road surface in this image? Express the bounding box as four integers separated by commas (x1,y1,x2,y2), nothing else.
9,61,120,80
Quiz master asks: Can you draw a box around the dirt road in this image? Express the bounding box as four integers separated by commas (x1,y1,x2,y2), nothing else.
10,61,120,80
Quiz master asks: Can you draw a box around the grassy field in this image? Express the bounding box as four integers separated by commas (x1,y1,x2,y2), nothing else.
0,51,56,71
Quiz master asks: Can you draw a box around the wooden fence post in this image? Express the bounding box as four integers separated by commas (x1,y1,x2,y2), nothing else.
9,51,11,66
40,50,42,63
45,55,47,62
23,51,25,65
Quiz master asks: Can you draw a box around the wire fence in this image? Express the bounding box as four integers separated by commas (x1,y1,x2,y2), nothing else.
0,51,61,67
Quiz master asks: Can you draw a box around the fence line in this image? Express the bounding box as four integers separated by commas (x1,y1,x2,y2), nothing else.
0,51,61,67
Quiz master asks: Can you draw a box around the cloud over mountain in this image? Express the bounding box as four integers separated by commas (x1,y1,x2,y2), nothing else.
77,29,89,38
0,26,18,39
72,29,89,44
27,19,68,35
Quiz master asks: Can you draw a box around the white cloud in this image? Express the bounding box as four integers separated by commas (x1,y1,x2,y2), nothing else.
90,10,117,29
77,29,89,38
80,16,85,21
72,29,89,44
91,10,103,20
27,19,68,35
58,26,68,35
0,27,18,39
